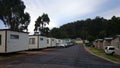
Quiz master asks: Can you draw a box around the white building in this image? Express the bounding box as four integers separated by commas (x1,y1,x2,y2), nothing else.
29,35,47,49
47,38,57,47
56,39,62,47
94,39,103,49
112,35,120,56
0,29,29,53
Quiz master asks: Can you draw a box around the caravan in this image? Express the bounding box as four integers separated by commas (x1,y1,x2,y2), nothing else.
0,29,29,53
29,35,47,49
47,38,57,47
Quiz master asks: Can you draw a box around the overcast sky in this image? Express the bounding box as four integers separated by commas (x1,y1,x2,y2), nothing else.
0,0,120,34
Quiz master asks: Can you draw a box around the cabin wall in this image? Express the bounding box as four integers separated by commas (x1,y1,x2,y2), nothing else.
47,38,52,47
7,31,29,52
56,39,61,46
51,38,56,47
29,36,38,49
39,36,47,48
98,41,103,49
103,40,111,49
95,41,98,49
113,38,120,56
0,31,6,53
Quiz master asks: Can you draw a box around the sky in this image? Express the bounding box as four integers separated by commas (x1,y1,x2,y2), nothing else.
0,0,120,34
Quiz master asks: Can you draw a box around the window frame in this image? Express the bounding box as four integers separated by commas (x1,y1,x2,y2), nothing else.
40,38,44,41
10,34,19,39
47,39,49,44
52,39,54,41
29,38,35,44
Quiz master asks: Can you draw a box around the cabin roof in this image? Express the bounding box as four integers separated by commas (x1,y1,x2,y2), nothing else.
0,29,28,34
104,37,112,41
112,35,120,39
104,37,112,40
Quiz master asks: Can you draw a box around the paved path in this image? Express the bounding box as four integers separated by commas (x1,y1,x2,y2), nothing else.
0,45,120,68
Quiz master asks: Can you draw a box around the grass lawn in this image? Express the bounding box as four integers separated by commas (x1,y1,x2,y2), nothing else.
85,46,120,64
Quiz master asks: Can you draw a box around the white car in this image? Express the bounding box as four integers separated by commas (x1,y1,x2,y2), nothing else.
59,42,73,47
59,43,66,47
104,46,115,54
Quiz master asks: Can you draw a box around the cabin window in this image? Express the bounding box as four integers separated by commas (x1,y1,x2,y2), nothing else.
40,38,43,41
0,35,1,45
47,39,49,44
29,38,35,44
52,39,54,41
58,40,61,42
10,34,19,39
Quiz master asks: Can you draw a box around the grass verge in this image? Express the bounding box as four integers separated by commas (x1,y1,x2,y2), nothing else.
85,46,120,64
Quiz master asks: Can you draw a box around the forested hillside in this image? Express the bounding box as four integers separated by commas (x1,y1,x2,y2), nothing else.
49,16,120,41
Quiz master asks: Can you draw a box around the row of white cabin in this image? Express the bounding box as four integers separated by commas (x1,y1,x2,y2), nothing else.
93,35,120,56
0,29,68,53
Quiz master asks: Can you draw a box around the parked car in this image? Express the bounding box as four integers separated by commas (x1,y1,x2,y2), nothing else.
59,43,67,47
66,42,73,46
85,43,92,46
104,46,115,54
59,42,73,48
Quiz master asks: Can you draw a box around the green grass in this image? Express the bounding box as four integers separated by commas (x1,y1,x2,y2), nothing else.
85,46,120,64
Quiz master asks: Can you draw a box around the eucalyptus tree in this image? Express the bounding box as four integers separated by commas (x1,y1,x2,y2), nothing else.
34,13,50,36
19,12,30,32
0,0,30,32
49,28,62,38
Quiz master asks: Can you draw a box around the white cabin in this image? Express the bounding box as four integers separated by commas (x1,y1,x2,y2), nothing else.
29,35,47,49
0,29,29,53
112,35,120,56
56,39,62,47
47,38,57,47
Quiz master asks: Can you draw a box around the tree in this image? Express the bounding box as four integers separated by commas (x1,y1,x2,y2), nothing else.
41,27,50,36
0,0,30,32
98,30,107,38
34,13,50,36
87,35,96,42
49,16,120,40
49,28,62,38
19,12,30,31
